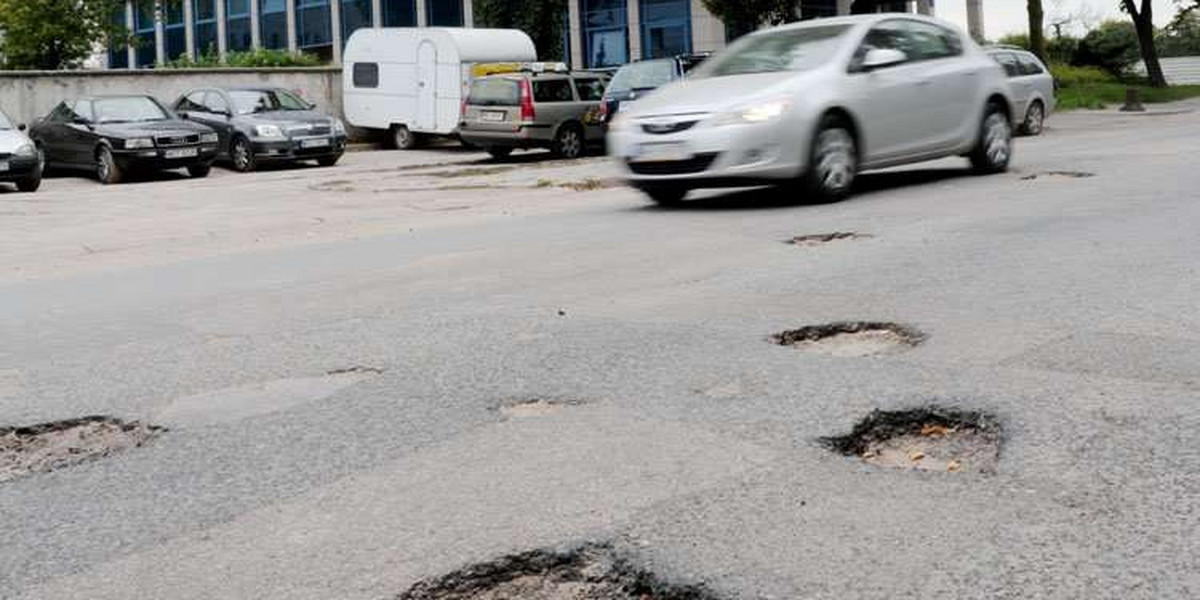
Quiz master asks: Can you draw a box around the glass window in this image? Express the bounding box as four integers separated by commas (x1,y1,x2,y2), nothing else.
297,0,332,49
573,78,606,101
426,0,463,26
108,7,130,69
342,0,372,47
228,0,253,51
992,52,1020,77
353,63,380,87
467,78,520,105
608,59,676,93
177,91,208,111
133,0,156,67
73,100,96,122
696,25,852,78
640,0,690,59
164,0,187,60
194,0,219,57
48,103,75,123
93,97,170,123
800,0,837,19
1017,54,1045,75
902,20,962,60
382,0,416,25
532,79,574,102
583,0,627,68
204,92,231,113
228,89,311,114
0,110,13,129
261,0,288,49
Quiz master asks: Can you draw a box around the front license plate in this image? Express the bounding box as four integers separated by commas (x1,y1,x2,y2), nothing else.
632,142,690,163
0,160,8,172
481,110,506,122
301,137,331,148
164,148,198,159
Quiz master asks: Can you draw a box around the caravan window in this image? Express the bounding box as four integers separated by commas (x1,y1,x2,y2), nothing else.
353,62,379,88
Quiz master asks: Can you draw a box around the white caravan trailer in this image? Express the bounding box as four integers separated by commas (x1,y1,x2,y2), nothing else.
342,28,537,149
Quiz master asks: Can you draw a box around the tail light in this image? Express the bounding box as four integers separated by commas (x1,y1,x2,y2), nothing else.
519,79,536,121
461,98,468,118
597,99,609,122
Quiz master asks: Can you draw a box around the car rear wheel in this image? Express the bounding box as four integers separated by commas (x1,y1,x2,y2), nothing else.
969,101,1012,173
392,124,419,150
553,124,584,159
96,146,123,185
187,164,211,178
317,154,342,167
486,147,513,160
230,136,256,172
1021,100,1045,136
801,116,857,203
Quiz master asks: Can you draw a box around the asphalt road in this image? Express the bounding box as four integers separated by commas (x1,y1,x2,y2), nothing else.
3,103,1199,599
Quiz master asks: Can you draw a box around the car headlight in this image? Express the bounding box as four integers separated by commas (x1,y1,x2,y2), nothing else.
124,138,154,149
713,99,793,126
255,124,285,138
200,132,218,143
332,119,346,134
14,142,37,158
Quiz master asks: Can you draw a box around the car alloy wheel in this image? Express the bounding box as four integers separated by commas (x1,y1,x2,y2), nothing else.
1023,101,1044,136
970,102,1012,174
813,128,856,196
555,126,583,159
96,146,122,184
231,137,255,172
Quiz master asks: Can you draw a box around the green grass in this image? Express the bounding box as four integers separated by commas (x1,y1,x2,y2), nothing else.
1047,63,1200,110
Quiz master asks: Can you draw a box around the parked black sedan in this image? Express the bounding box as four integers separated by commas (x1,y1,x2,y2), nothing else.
173,87,347,172
30,95,217,184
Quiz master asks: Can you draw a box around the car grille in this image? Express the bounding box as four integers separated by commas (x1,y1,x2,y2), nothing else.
155,134,200,147
627,153,718,175
287,124,332,136
641,120,698,135
0,152,11,160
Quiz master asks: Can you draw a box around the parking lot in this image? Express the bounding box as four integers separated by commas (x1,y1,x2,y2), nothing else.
3,100,1200,599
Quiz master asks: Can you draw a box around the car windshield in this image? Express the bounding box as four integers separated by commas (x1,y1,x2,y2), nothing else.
228,89,311,114
0,110,12,130
607,59,677,94
93,97,170,123
468,78,520,106
693,25,852,78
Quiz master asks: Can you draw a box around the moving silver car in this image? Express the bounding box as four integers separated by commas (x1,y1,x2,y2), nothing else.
0,107,42,192
607,15,1015,204
987,46,1055,135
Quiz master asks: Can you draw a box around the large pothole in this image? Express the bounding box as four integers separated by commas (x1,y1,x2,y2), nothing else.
822,407,1001,474
772,322,924,357
395,544,719,600
1,416,162,483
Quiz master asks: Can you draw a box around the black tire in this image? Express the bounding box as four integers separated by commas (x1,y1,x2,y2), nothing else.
486,147,513,160
96,146,123,185
187,164,211,178
230,136,256,172
800,114,858,203
391,124,419,150
1020,100,1045,136
317,154,342,167
553,124,584,159
640,185,688,205
969,101,1013,173
16,175,41,193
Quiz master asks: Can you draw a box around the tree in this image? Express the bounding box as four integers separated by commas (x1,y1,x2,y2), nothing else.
1159,6,1200,56
1120,0,1168,87
0,0,129,70
1075,20,1141,76
701,0,798,41
1028,0,1048,62
473,0,568,62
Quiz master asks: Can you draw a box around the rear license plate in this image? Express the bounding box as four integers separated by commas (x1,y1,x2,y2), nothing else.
0,160,8,172
164,148,198,159
632,142,690,163
481,111,506,122
301,138,331,148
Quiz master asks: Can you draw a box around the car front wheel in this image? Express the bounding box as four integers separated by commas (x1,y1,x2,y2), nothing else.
96,146,123,184
16,175,41,192
230,136,256,172
801,116,857,203
969,101,1012,173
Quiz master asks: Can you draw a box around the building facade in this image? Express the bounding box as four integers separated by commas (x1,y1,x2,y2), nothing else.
106,0,944,70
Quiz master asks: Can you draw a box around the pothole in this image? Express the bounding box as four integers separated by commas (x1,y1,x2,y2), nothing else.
395,543,719,600
772,321,924,357
1,416,162,483
494,397,588,419
1020,170,1095,180
326,365,385,375
822,407,1001,474
785,232,872,246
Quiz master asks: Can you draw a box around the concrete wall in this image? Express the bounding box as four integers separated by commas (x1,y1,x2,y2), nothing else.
1135,57,1200,85
0,67,345,131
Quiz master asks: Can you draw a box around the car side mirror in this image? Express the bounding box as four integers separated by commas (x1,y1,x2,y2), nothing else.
17,123,26,132
861,48,907,71
180,112,190,120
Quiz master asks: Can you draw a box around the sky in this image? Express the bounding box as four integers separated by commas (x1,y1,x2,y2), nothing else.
935,0,1182,40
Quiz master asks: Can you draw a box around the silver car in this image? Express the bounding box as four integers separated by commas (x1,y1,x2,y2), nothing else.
0,107,43,193
987,46,1055,135
607,15,1015,205
460,71,609,160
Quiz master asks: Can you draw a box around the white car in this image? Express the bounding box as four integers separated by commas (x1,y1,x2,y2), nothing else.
987,46,1055,135
607,14,1015,205
0,107,42,193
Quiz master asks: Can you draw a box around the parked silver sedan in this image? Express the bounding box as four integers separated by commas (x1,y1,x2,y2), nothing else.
607,15,1015,205
987,46,1055,135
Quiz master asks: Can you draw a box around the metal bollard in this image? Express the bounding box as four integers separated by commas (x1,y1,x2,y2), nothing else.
1120,87,1145,112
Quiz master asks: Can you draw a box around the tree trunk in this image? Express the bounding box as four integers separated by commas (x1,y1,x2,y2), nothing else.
1124,0,1168,87
1027,0,1047,62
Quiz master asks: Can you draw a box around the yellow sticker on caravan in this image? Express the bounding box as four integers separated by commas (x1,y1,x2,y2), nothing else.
471,62,523,77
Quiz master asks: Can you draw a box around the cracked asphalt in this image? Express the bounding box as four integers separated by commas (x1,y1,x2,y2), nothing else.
2,101,1199,599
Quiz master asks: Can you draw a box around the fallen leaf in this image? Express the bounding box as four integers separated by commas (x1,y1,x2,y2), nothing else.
947,460,962,472
908,450,925,461
921,424,954,437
